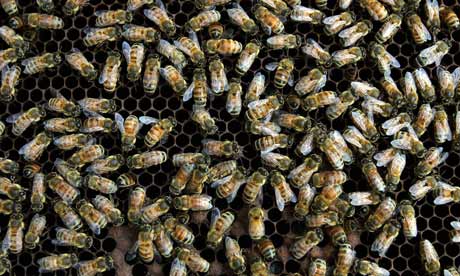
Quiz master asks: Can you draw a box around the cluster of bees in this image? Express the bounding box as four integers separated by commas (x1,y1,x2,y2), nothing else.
0,0,459,275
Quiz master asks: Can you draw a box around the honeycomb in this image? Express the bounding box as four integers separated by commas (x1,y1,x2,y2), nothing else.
0,0,459,275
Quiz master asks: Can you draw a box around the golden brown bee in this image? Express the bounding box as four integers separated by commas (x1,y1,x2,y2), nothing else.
205,38,243,55
122,24,158,44
371,220,400,257
0,198,17,215
3,213,24,254
253,4,284,35
246,95,284,121
115,173,135,189
19,131,52,162
140,196,171,224
78,99,117,116
7,106,46,136
30,173,46,212
0,25,27,51
186,10,221,32
176,247,210,273
415,147,448,177
226,3,258,34
440,5,460,30
164,216,195,245
45,91,80,117
246,120,281,136
207,56,228,95
144,1,176,36
114,114,140,152
245,72,267,105
358,0,388,21
68,144,104,168
437,66,459,104
266,34,302,50
291,5,324,24
331,47,366,68
202,139,240,158
248,207,265,240
208,22,224,39
419,40,451,69
302,39,331,66
262,152,293,171
296,67,327,98
65,49,97,80
288,155,322,188
354,259,390,276
250,257,268,276
270,171,296,211
361,159,386,193
208,160,237,184
77,199,107,235
391,130,426,157
350,81,380,98
127,150,167,169
334,243,355,276
36,0,54,12
424,0,441,33
312,170,347,188
339,20,373,47
25,13,63,29
63,0,88,15
54,158,81,188
433,180,460,205
186,163,209,194
433,105,452,144
303,91,339,111
43,118,81,133
80,113,114,133
0,64,21,102
86,154,124,175
175,33,205,66
326,225,348,247
420,240,441,276
24,214,46,249
398,200,417,239
236,40,261,76
37,253,78,273
290,229,324,260
75,256,114,276
122,41,145,81
53,134,93,151
225,237,246,274
274,111,310,132
316,133,345,170
183,68,208,105
226,79,243,116
192,104,218,136
254,238,275,262
322,11,355,35
255,134,292,153
0,158,18,175
365,197,396,232
54,200,82,230
46,172,80,204
349,108,379,142
207,208,235,248
266,58,294,89
343,126,375,156
311,184,343,213
52,227,93,249
413,68,436,102
160,65,188,96
170,163,194,195
370,43,401,78
375,14,402,44
294,184,316,219
92,195,124,226
172,194,213,211
133,224,155,264
143,54,160,94
99,51,121,92
326,90,356,120
140,116,176,148
156,39,187,71
127,187,146,224
0,0,17,15
84,174,117,194
83,26,120,47
153,221,174,258
309,258,327,276
409,175,437,201
172,152,210,167
406,12,432,44
95,10,132,27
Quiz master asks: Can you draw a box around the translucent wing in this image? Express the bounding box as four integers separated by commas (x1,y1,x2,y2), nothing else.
183,82,194,102
139,116,158,125
156,0,167,11
6,112,21,123
189,31,200,48
323,14,340,24
94,10,108,16
210,207,220,227
122,41,131,62
247,98,269,109
18,140,31,155
274,187,285,211
265,62,279,71
227,180,244,203
451,221,460,230
452,67,460,86
388,52,400,68
114,112,125,134
210,174,233,188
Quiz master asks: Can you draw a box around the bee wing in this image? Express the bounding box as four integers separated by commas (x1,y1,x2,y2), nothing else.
1,65,9,80
94,10,108,16
51,239,70,246
183,82,194,102
210,207,220,227
338,26,355,38
122,41,131,62
391,138,412,150
98,69,107,84
288,74,295,87
452,67,460,87
188,31,200,48
171,258,186,273
114,112,125,135
349,192,373,206
247,98,268,109
18,140,32,155
439,152,449,165
451,221,460,230
445,270,456,276
374,149,396,167
261,124,280,136
322,15,339,24
87,222,102,235
375,267,390,276
434,194,453,205
6,112,21,123
265,62,279,72
414,24,432,42
227,179,245,203
156,0,167,11
387,52,400,68
274,186,285,211
139,116,158,125
82,27,97,35
210,174,233,188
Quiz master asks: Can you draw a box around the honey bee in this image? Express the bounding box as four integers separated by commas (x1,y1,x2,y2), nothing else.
225,237,246,274
183,68,208,105
65,48,97,80
295,69,326,98
140,196,170,224
185,163,208,194
205,38,243,55
295,128,321,156
0,65,21,102
140,116,176,147
134,224,155,263
75,256,114,276
375,149,399,169
294,184,316,219
143,0,176,36
54,200,82,230
308,258,327,276
92,195,124,226
391,131,427,157
156,39,187,71
325,225,348,246
114,113,140,152
290,229,323,260
99,51,121,92
349,192,382,207
186,9,220,33
77,199,108,235
454,110,460,150
207,160,236,184
25,13,64,29
246,120,281,136
349,108,379,142
380,75,404,106
253,238,275,262
358,0,388,21
54,158,81,188
153,222,174,258
266,34,302,50
354,259,390,276
172,194,213,211
164,216,195,245
326,90,356,120
291,5,324,24
36,0,54,12
142,55,161,94
95,10,132,27
406,12,432,45
248,207,265,241
192,104,218,136
370,43,400,77
305,210,340,227
122,25,159,45
206,57,228,95
255,134,292,153
365,197,396,232
24,214,46,250
312,183,343,213
122,41,145,82
275,111,311,132
43,118,81,133
265,58,294,89
114,174,134,189
420,239,441,275
330,47,366,68
170,163,194,195
62,0,88,15
47,172,80,203
375,14,402,44
440,5,460,30
415,147,448,177
333,243,355,276
202,139,240,158
261,152,293,171
172,152,210,167
381,113,412,136
0,0,17,15
424,0,441,33
226,3,258,34
270,171,296,211
52,227,93,249
45,90,80,117
127,0,153,11
0,157,17,175
350,81,381,98
176,247,210,273
175,33,206,66
433,181,460,205
445,267,460,276
160,65,188,96
19,131,52,162
37,253,78,273
288,155,322,188
316,133,346,170
343,126,375,155
207,208,235,248
362,158,386,192
0,198,17,215
433,105,452,144
250,257,268,276
0,25,28,53
68,144,105,168
339,20,373,47
127,187,146,224
323,11,355,35
53,134,93,151
244,72,266,105
253,4,284,35
312,170,347,188
127,150,168,169
212,168,245,202
169,258,187,276
246,95,284,121
385,151,406,190
409,175,438,201
397,200,417,239
399,72,419,109
80,110,115,132
417,40,451,67
84,174,117,194
83,26,120,47
79,98,117,115
438,67,460,103
235,40,260,77
2,213,24,254
7,106,46,136
86,154,124,175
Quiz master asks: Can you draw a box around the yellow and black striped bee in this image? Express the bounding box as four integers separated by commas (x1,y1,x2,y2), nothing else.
54,158,82,188
25,13,64,29
143,0,176,36
47,172,80,203
92,195,124,226
83,26,120,47
52,227,93,249
54,200,82,230
140,116,176,148
160,65,188,96
253,4,284,35
266,34,302,50
265,58,294,89
99,51,122,92
440,5,460,30
0,64,21,102
236,40,261,76
95,10,132,27
164,216,195,245
143,54,160,94
68,144,105,168
0,0,17,15
80,114,117,133
0,25,28,52
128,187,146,224
406,12,432,44
24,214,46,249
192,104,218,136
84,174,117,194
186,9,221,32
3,213,25,254
62,0,88,15
358,0,388,21
7,106,46,136
43,118,81,133
45,90,80,117
226,78,243,116
22,52,62,74
75,256,114,276
31,173,46,212
77,199,108,235
227,3,258,34
115,113,141,152
37,253,78,273
205,38,243,55
122,41,145,82
207,208,235,248
65,48,97,80
176,247,210,273
19,131,52,162
117,173,136,188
